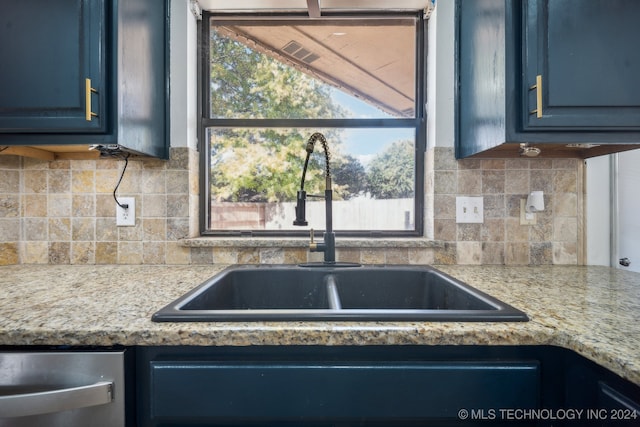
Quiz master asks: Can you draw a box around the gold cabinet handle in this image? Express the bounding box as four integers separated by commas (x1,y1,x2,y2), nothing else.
85,78,99,121
529,74,542,118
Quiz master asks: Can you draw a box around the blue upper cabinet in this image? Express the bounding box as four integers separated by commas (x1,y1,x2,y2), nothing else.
0,0,107,133
0,0,169,159
523,0,640,131
456,0,640,159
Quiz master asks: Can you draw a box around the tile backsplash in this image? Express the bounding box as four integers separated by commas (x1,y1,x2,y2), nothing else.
0,147,198,265
425,147,584,265
0,146,583,266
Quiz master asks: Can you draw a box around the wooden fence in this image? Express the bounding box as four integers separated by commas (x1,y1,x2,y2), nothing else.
211,199,414,230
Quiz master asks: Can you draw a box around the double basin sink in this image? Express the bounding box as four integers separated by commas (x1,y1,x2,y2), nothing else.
152,265,528,322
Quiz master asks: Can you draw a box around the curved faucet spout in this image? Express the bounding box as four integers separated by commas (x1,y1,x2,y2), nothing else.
299,132,331,192
293,132,336,264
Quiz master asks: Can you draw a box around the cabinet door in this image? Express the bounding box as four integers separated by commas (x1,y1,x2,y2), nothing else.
0,0,107,133
523,0,640,130
145,361,539,425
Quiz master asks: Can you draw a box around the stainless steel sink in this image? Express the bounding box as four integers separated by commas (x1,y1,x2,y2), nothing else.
152,265,528,322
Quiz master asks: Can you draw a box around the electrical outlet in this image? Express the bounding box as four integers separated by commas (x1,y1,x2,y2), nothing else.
520,199,536,225
456,196,483,223
116,197,136,226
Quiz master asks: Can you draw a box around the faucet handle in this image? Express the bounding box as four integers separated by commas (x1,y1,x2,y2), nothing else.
309,229,317,251
293,190,308,226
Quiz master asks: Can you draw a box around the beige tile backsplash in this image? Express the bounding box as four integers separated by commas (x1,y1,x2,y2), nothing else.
425,147,584,266
1,148,198,265
0,146,583,266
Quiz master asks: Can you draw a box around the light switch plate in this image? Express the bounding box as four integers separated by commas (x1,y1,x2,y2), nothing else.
456,196,484,223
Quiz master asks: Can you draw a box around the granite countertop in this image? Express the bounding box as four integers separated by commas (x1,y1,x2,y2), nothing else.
0,264,639,386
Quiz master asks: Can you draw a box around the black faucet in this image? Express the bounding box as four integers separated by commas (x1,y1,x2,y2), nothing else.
293,132,336,264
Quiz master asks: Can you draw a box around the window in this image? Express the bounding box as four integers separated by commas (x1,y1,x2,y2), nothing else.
201,13,425,237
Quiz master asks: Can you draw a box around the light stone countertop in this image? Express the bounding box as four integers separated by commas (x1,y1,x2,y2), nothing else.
180,237,442,248
0,264,638,386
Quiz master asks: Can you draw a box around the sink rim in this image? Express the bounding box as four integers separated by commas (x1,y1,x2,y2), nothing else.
151,264,529,322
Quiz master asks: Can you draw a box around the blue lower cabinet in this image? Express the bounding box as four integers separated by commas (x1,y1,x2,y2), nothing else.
136,345,640,426
136,346,542,426
562,349,640,427
149,361,538,422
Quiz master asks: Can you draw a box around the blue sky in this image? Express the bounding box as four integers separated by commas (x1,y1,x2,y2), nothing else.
330,88,414,165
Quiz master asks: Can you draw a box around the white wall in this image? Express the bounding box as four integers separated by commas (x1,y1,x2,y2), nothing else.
427,0,455,149
585,156,612,266
169,0,199,150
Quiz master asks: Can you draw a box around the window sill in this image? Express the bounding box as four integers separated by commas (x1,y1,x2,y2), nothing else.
179,237,443,249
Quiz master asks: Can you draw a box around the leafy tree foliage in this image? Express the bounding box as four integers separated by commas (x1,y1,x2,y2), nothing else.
332,154,368,199
208,29,412,203
209,30,347,202
366,140,414,199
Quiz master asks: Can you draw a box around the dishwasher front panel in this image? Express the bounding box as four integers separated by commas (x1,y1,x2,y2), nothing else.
0,351,125,427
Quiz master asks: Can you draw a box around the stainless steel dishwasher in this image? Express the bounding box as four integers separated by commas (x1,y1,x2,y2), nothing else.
0,351,125,427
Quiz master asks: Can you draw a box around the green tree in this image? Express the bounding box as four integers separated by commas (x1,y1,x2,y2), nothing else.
366,140,414,199
208,30,355,203
332,154,368,199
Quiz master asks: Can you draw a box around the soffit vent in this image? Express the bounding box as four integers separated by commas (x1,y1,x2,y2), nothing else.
282,40,320,64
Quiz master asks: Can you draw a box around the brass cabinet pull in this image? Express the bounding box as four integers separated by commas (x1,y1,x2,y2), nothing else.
85,78,99,121
529,74,542,118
